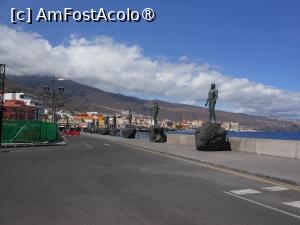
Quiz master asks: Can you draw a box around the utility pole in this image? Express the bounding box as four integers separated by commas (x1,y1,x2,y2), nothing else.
51,79,55,123
44,78,64,123
0,64,5,145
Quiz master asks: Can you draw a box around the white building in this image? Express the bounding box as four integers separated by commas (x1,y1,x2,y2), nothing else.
87,112,99,116
191,120,204,128
222,122,240,131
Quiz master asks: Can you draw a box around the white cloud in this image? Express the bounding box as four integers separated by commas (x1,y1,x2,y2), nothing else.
1,24,300,118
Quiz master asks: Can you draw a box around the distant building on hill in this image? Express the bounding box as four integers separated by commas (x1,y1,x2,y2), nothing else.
191,120,205,128
222,122,240,131
73,113,105,128
161,119,173,128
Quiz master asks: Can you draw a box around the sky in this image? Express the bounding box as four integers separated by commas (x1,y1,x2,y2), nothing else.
0,0,300,118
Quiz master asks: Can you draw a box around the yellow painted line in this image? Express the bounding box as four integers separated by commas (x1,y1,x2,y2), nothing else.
182,158,300,192
83,133,300,192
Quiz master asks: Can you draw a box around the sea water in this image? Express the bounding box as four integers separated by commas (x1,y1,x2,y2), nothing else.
135,131,300,141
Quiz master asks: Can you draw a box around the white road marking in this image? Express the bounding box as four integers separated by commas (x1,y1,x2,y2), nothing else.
104,143,111,146
224,192,300,220
83,133,300,192
262,186,289,192
283,201,300,209
230,189,261,195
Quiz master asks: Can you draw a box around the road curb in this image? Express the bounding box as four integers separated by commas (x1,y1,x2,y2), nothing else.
121,142,299,188
0,141,67,150
82,133,300,188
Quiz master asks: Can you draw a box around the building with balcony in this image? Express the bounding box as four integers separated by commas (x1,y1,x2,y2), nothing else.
3,100,35,120
4,92,43,120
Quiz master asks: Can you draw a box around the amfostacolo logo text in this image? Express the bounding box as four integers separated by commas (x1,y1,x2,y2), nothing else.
11,7,156,24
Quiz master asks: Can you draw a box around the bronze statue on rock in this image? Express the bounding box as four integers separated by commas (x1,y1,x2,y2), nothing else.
149,102,167,143
205,83,218,123
195,83,230,151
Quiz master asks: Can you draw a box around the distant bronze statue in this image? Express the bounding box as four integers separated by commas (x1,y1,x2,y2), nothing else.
152,102,160,127
128,110,132,128
205,83,218,123
104,115,110,129
113,113,117,129
149,102,166,143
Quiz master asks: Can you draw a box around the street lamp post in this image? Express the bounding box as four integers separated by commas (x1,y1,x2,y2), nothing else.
0,64,5,145
44,79,64,123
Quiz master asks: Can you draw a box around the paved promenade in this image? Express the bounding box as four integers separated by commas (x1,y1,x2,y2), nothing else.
82,132,300,187
1,135,300,224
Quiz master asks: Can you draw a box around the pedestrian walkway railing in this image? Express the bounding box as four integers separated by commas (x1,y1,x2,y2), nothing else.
2,120,59,143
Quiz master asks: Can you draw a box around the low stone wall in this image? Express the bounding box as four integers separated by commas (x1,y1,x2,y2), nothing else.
167,134,195,145
167,134,300,159
229,137,300,159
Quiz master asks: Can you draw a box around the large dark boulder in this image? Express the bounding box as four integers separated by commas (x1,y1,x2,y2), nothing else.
122,128,137,139
96,128,110,135
109,129,119,136
195,123,230,151
149,126,167,143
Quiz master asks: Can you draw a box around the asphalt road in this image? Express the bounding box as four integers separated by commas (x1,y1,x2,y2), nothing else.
0,135,299,225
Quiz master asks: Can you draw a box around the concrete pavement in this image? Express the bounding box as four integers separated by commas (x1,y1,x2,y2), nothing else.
0,135,299,225
82,132,300,187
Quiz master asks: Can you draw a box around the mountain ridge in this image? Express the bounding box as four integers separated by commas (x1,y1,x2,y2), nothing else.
5,75,300,131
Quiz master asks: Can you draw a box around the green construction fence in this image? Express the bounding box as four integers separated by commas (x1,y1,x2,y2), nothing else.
2,120,59,143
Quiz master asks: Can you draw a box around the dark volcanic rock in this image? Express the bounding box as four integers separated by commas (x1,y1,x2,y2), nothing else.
122,128,137,139
96,128,110,135
149,126,167,143
109,129,119,136
195,123,230,151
